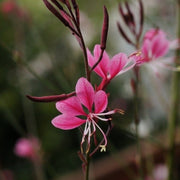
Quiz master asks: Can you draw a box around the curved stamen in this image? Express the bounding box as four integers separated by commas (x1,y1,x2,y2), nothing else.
95,109,124,116
91,120,96,136
95,110,116,116
93,114,111,121
92,120,108,151
87,121,91,144
80,108,123,153
81,120,92,153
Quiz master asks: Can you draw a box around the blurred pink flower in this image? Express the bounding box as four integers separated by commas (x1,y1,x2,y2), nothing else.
14,137,41,160
52,77,121,152
139,29,169,65
130,28,180,74
0,169,14,180
0,1,16,14
0,0,28,19
87,44,135,89
153,164,168,180
145,164,168,180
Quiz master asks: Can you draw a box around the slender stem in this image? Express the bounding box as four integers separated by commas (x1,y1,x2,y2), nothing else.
67,5,90,81
167,0,180,179
135,121,144,180
90,121,112,156
134,67,140,125
133,67,144,180
78,29,90,81
32,158,46,180
85,153,90,180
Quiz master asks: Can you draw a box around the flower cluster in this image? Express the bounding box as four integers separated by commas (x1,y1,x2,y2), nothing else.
27,0,179,158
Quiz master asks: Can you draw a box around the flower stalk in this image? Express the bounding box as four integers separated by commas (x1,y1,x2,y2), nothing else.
117,1,145,179
85,152,90,180
167,0,180,179
132,67,144,180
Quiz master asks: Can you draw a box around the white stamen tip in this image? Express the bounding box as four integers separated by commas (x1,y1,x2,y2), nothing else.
99,145,106,152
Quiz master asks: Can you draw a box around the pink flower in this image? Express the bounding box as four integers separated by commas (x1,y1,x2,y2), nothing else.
134,28,179,64
141,29,169,63
0,0,28,19
133,29,170,66
52,77,120,152
0,1,16,14
87,44,135,89
14,137,40,160
130,28,180,74
143,28,166,41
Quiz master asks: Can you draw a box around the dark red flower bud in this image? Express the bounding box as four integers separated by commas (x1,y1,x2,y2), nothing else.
26,92,75,102
71,0,80,25
50,0,63,10
125,2,135,27
43,0,79,36
117,22,135,46
137,0,144,39
100,6,109,50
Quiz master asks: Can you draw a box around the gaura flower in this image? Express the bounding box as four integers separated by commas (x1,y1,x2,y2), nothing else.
131,28,180,74
14,137,41,160
52,77,122,152
0,0,28,19
139,28,169,64
87,44,135,90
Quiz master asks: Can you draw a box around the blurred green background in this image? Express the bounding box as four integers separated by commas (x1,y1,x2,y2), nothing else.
0,0,177,179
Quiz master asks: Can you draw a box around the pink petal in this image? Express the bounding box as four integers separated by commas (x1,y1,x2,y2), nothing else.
95,46,109,71
87,48,95,67
87,45,106,78
155,41,169,58
117,58,136,75
93,44,109,78
142,39,151,58
144,28,166,41
93,44,103,58
52,114,85,130
109,53,127,79
75,77,94,111
94,90,108,113
56,97,86,116
151,35,169,58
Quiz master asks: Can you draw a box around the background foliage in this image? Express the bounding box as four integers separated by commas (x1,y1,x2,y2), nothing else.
0,0,178,179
